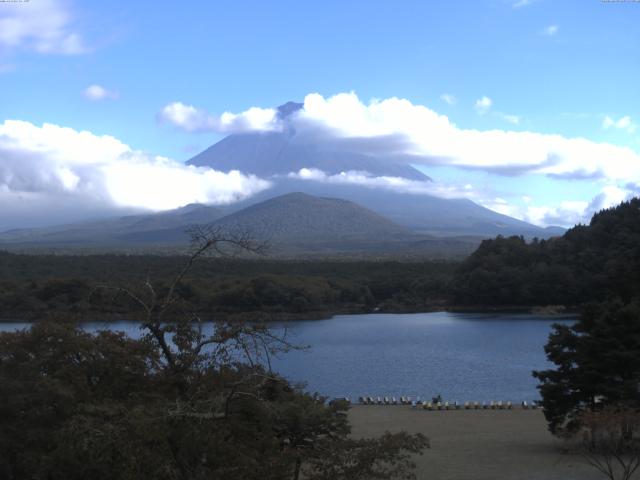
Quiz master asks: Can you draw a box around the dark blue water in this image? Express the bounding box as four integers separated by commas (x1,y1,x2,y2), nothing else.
0,312,572,403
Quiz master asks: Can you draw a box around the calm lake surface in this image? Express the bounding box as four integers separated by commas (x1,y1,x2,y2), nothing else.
0,312,573,402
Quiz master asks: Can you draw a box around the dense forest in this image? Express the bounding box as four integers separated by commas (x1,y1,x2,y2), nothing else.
450,198,640,308
0,253,455,321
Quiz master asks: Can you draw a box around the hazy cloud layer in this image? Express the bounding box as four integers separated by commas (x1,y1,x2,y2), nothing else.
287,168,475,200
0,120,270,229
286,167,533,224
0,0,86,55
287,168,637,228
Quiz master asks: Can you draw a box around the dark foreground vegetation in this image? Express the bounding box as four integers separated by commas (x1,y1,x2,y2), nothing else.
532,299,640,480
534,300,640,432
0,230,428,480
0,320,428,480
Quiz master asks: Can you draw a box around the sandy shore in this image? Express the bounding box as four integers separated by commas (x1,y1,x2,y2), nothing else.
348,406,603,480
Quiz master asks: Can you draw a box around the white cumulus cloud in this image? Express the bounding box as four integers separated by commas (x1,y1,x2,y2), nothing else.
0,0,87,55
158,101,281,134
542,25,559,36
83,84,118,101
498,113,521,125
440,93,457,105
202,91,640,191
280,92,640,185
474,96,493,114
0,120,271,229
603,115,636,134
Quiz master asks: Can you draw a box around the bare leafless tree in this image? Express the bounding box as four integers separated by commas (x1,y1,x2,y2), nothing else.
94,227,295,376
574,406,640,480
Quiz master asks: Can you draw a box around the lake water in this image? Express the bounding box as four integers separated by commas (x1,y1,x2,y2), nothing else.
0,312,573,403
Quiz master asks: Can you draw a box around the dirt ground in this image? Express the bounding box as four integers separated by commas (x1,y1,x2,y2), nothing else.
348,406,605,480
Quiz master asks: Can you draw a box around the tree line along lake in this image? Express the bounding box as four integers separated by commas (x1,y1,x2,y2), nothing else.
0,311,574,403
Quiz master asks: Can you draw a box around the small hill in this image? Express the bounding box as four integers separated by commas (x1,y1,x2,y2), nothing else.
221,178,561,238
213,192,411,241
118,192,420,252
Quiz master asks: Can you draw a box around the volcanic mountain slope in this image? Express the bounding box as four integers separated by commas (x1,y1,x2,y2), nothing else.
188,102,429,181
187,102,562,238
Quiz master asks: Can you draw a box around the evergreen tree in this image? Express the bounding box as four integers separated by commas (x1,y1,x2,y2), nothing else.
533,301,640,434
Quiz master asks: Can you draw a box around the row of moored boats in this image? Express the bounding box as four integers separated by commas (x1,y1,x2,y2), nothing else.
357,396,541,409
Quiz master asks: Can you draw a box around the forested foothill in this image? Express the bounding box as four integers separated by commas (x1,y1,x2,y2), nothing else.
2,199,640,322
450,198,640,309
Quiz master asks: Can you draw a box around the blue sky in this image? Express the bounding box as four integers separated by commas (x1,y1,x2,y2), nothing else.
0,0,639,229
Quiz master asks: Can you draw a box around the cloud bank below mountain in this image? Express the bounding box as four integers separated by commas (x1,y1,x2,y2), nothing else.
0,120,270,230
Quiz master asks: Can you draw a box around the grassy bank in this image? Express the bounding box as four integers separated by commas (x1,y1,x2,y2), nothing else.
349,406,601,480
